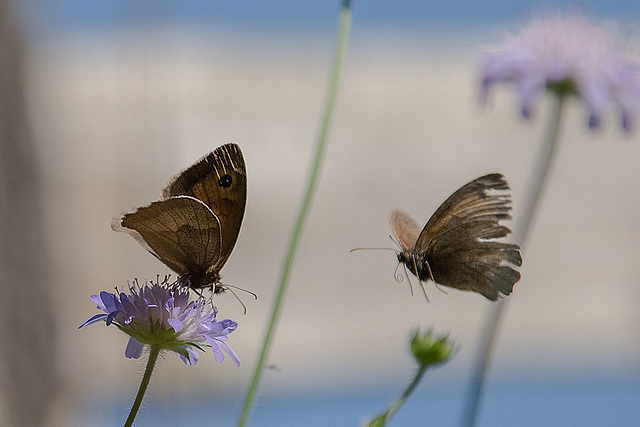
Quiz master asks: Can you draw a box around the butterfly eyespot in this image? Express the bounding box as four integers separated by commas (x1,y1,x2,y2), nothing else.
218,174,233,188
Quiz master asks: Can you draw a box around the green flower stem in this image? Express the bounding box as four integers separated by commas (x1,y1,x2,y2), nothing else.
368,365,428,426
124,345,160,427
237,2,353,426
513,93,567,247
462,93,567,427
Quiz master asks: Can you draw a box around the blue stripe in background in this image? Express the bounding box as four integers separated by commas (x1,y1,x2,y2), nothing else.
24,0,640,32
78,374,640,426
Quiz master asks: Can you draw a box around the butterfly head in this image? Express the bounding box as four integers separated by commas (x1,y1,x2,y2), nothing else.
397,248,434,282
178,268,223,292
396,249,412,267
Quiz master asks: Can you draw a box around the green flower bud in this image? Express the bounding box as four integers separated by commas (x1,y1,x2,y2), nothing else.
410,328,455,367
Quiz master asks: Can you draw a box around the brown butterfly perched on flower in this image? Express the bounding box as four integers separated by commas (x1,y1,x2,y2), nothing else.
112,143,246,293
389,173,521,301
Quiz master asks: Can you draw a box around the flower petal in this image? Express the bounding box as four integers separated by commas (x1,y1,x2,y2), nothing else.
214,339,241,367
176,346,200,366
98,291,118,312
208,339,226,364
125,338,144,359
167,318,184,332
78,313,108,329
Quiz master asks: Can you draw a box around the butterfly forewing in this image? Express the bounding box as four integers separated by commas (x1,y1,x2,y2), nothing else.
115,196,222,276
162,143,246,269
415,173,512,251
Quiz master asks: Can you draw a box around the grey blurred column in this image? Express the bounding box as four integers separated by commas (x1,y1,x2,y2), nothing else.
0,1,60,426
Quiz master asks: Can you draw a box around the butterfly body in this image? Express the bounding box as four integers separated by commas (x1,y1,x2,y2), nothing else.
113,143,246,293
396,249,431,282
390,173,522,301
179,268,222,293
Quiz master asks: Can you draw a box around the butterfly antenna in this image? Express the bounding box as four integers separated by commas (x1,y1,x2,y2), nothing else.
224,284,258,301
411,255,429,302
351,236,401,253
225,286,248,315
217,282,258,315
388,235,402,250
350,247,397,252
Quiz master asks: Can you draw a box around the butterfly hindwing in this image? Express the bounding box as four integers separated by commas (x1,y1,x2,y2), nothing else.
114,196,222,276
389,209,421,251
426,239,521,300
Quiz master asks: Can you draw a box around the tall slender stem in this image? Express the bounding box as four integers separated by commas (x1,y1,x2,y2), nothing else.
237,2,353,425
513,94,566,247
125,345,160,427
462,93,566,427
371,365,428,425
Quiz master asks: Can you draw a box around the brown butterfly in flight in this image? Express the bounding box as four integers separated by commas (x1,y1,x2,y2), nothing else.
112,143,246,293
389,173,522,301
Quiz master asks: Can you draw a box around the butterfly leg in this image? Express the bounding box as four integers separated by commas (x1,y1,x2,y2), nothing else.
411,256,430,302
423,260,447,295
401,263,415,297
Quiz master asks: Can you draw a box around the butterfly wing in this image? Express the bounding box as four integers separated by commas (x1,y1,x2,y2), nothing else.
389,209,421,251
112,196,222,276
162,143,246,270
424,223,521,300
415,173,521,300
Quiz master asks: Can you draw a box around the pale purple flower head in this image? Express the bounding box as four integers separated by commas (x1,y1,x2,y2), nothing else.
79,281,239,366
481,14,640,130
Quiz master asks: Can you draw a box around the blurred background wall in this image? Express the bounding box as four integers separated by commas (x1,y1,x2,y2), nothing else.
0,1,639,425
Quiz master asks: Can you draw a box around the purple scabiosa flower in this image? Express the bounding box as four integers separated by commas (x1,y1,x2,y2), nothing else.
79,281,239,366
481,14,640,130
